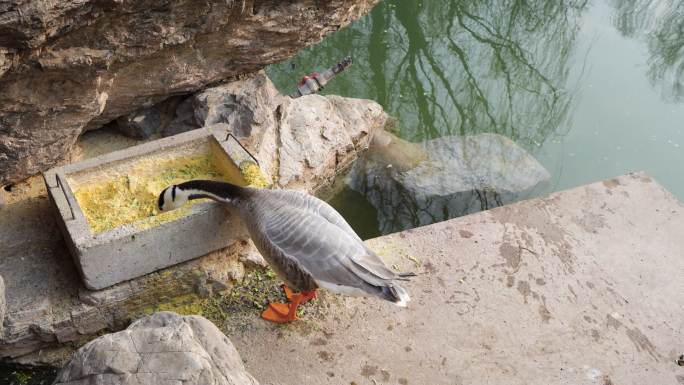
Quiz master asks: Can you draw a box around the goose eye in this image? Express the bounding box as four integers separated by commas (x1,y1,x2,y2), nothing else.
158,191,165,210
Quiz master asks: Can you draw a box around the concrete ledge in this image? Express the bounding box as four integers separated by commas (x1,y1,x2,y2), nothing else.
231,172,684,385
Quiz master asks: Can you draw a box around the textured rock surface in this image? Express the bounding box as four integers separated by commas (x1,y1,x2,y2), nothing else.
165,73,284,177
277,94,384,191
53,312,259,385
0,0,379,185
349,132,550,234
165,72,386,191
0,275,5,338
115,95,186,139
167,74,281,137
0,73,385,362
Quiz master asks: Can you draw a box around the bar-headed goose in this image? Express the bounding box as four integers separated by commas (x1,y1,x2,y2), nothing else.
158,180,413,323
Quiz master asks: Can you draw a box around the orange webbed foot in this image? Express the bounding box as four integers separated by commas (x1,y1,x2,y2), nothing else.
261,302,298,323
281,285,317,304
262,287,318,323
302,289,317,303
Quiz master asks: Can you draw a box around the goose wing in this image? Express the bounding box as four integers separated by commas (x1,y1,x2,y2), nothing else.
268,189,363,243
256,203,397,292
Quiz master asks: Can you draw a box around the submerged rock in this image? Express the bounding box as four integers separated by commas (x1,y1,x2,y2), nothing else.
348,132,551,234
0,0,379,185
53,312,259,385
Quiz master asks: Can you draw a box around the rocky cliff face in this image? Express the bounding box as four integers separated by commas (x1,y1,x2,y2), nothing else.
0,0,378,185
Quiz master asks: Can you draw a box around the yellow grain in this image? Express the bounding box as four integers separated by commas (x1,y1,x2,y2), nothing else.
74,154,228,234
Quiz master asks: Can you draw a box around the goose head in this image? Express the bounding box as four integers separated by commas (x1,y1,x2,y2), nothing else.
157,180,244,212
157,185,188,212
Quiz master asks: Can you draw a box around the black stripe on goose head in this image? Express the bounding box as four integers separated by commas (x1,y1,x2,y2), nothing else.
177,180,250,203
157,189,166,210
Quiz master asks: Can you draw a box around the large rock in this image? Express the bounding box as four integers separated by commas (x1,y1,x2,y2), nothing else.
116,107,163,139
164,72,386,191
0,0,379,185
349,132,551,234
166,74,281,138
277,94,386,191
165,72,284,179
53,312,259,385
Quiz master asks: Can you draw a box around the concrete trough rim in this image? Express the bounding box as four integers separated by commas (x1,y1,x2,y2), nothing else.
43,128,228,240
42,127,257,290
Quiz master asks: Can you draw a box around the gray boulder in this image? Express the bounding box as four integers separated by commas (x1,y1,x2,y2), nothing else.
54,312,259,385
116,96,187,139
348,132,551,234
164,72,283,141
164,72,386,192
277,94,387,190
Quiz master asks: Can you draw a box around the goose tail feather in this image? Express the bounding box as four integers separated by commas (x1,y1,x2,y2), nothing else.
384,284,411,307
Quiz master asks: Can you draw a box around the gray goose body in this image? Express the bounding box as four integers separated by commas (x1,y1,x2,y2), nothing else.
158,180,411,306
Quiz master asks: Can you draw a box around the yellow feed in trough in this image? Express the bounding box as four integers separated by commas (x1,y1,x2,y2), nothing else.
74,154,234,234
239,160,270,188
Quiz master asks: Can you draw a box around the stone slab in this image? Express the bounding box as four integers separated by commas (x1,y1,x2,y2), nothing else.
230,172,684,385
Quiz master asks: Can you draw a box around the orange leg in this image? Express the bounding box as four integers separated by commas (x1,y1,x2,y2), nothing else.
261,293,303,323
282,284,317,304
261,287,317,323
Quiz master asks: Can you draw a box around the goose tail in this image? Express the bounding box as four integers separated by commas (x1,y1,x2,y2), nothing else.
384,284,411,307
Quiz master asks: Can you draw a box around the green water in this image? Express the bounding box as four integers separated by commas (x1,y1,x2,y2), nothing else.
267,0,684,238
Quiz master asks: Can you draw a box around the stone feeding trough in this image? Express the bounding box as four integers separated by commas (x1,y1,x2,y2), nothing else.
43,128,266,290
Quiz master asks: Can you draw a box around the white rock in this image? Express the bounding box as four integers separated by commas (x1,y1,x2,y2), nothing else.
53,312,259,385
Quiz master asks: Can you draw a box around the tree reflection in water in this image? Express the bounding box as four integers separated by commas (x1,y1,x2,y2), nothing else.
270,0,587,145
613,0,684,102
268,0,590,237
